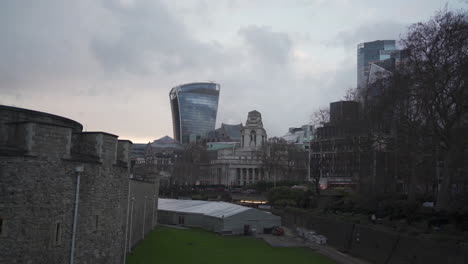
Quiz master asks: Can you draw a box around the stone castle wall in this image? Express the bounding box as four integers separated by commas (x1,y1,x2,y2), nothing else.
127,179,159,250
0,105,158,264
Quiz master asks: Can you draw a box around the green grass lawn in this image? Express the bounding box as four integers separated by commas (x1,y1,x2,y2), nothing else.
126,226,335,264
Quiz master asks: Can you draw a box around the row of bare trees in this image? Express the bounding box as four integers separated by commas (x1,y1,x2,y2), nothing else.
170,143,210,185
344,9,468,211
260,137,309,186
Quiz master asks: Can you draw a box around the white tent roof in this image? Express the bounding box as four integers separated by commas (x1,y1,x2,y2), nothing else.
158,198,251,218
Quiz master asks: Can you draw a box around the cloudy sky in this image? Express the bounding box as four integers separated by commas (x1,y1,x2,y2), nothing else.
1,0,466,142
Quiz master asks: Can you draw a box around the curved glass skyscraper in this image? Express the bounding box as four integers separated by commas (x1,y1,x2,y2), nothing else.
170,82,220,144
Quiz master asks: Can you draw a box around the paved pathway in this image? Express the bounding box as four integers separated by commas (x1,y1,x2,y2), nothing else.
159,224,188,229
256,228,370,264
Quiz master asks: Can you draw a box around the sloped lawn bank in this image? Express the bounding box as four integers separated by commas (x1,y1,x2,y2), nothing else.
127,226,335,264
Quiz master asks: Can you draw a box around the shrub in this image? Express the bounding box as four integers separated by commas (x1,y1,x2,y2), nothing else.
275,199,297,207
267,186,307,208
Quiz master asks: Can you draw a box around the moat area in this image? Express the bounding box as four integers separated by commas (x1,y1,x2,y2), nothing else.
126,226,335,264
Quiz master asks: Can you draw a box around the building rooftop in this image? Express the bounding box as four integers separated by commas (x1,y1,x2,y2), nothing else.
158,198,251,218
220,123,241,139
149,136,182,149
131,143,147,159
152,135,178,144
207,141,239,151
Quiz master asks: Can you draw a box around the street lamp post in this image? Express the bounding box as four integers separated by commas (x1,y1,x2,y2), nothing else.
128,197,135,252
123,174,133,263
142,196,147,239
152,194,157,228
307,141,311,182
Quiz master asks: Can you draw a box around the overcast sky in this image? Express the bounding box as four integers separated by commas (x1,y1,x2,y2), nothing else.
1,0,466,142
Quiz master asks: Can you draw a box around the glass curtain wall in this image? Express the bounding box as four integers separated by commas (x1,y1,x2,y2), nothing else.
170,82,220,144
357,40,397,90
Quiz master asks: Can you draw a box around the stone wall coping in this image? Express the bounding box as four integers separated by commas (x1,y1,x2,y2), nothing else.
0,105,83,130
6,120,75,130
114,160,129,168
80,131,118,138
130,178,155,183
63,156,102,164
0,147,32,157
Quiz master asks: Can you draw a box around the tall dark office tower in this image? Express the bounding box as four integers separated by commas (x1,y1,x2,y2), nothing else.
357,40,399,90
169,82,220,144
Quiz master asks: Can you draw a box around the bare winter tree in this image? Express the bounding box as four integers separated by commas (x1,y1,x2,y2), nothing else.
401,9,468,210
310,107,330,127
261,137,290,186
286,147,308,181
365,67,430,199
361,9,468,207
172,144,207,185
343,87,360,101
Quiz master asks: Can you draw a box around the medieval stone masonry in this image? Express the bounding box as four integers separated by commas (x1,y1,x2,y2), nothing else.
0,105,158,264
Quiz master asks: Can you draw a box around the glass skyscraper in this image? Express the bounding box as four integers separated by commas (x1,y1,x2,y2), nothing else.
169,82,220,144
357,40,398,90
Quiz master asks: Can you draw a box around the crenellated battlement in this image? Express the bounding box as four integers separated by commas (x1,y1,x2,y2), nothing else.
5,121,73,159
117,140,132,166
0,105,132,167
0,105,149,264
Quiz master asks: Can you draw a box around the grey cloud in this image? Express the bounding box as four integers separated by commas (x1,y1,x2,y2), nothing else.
334,20,408,49
0,1,99,91
0,0,227,91
238,25,293,67
91,0,225,74
0,0,376,140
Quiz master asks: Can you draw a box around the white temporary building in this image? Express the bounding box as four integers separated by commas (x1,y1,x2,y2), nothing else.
158,198,281,234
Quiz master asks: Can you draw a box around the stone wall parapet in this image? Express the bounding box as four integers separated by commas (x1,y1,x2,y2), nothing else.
0,105,141,264
0,105,132,167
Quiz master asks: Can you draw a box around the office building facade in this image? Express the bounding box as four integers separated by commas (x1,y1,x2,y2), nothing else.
169,82,220,144
206,111,270,186
357,40,400,91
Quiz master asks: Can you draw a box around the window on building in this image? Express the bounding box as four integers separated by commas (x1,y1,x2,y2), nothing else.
54,222,62,245
250,130,256,146
0,218,4,236
178,216,185,225
95,215,99,231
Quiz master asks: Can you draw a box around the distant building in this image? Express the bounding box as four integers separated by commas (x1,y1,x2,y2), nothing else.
131,136,183,184
169,82,220,144
131,143,147,163
366,49,409,102
205,110,269,186
282,125,314,148
357,40,401,96
145,135,182,153
240,110,267,150
207,141,240,151
310,101,363,189
329,100,360,122
206,123,242,142
310,101,397,193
